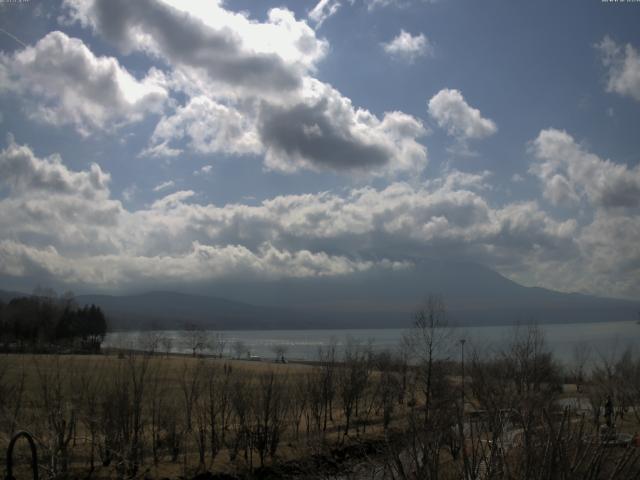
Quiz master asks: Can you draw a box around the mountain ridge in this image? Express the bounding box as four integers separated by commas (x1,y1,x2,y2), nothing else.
1,260,638,330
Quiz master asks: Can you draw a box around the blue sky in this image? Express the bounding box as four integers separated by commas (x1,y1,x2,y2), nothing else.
0,0,639,300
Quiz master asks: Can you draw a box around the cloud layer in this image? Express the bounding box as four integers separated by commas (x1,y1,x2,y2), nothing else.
54,0,430,176
0,2,638,303
1,137,638,298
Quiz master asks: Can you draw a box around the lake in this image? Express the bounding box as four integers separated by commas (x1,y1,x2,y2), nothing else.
104,320,640,366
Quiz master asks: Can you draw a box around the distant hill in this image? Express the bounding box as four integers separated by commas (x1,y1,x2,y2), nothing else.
1,259,638,330
74,291,307,331
0,289,28,303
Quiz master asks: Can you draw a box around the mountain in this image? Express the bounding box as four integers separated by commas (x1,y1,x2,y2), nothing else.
1,259,638,330
0,289,27,303
74,291,307,331
197,259,640,326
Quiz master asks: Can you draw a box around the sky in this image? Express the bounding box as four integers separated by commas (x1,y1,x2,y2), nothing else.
0,0,638,300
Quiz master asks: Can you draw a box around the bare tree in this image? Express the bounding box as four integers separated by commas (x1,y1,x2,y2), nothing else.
252,371,290,466
570,342,592,393
271,344,289,363
233,340,248,359
404,294,452,424
203,362,233,465
147,360,166,468
0,358,26,442
318,340,337,430
138,331,161,355
373,351,401,433
229,371,253,466
179,359,204,433
182,323,210,357
34,356,77,476
337,338,371,438
160,334,173,357
77,362,104,475
211,332,227,358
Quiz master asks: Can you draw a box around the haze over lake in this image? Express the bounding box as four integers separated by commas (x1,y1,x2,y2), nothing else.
104,320,640,365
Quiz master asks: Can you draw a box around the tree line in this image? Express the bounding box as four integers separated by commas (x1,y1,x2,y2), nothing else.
0,293,107,353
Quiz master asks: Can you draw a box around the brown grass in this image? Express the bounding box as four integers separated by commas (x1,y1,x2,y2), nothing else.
0,352,394,479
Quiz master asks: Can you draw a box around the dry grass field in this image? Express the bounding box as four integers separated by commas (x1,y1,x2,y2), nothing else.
0,351,399,479
4,324,640,480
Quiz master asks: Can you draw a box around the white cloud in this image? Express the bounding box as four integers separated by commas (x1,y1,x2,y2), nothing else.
122,185,138,202
0,240,393,286
152,180,175,192
0,31,168,135
194,165,213,176
364,0,406,10
576,213,640,297
596,36,640,101
60,0,429,176
63,0,327,98
530,128,640,209
363,0,436,10
382,30,433,62
0,138,123,254
144,96,262,158
259,78,428,175
428,88,497,140
0,135,110,199
309,0,341,29
1,138,639,298
142,81,429,176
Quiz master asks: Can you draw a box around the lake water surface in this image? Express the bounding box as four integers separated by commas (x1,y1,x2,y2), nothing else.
104,320,640,366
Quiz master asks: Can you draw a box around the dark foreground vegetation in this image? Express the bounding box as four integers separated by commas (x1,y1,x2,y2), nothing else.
3,296,640,479
0,293,107,353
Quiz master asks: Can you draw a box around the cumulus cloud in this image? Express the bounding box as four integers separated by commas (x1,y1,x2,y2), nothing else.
0,31,168,135
524,128,640,298
259,79,428,174
143,96,262,158
63,0,327,97
142,81,427,175
0,139,565,283
530,128,640,209
60,0,429,176
0,138,123,254
0,139,410,287
596,36,640,101
308,0,341,29
0,135,110,199
1,138,639,298
576,213,640,296
382,30,433,62
0,240,390,287
428,88,497,140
